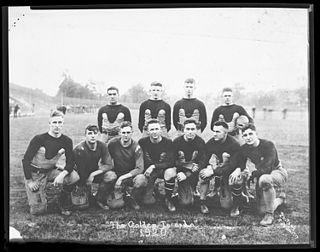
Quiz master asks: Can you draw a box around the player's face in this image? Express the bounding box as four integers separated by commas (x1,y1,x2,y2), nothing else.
242,128,258,145
49,116,64,136
150,86,163,100
183,122,197,141
85,129,98,144
107,89,119,105
212,125,227,142
223,91,233,105
120,126,133,143
147,123,162,140
184,82,195,98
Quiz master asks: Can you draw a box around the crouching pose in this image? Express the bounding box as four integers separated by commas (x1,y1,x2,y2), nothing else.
237,123,288,226
199,121,249,216
22,110,80,216
105,121,147,210
138,119,176,212
73,124,113,210
173,119,206,208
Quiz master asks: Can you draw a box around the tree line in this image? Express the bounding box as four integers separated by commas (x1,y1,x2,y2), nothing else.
56,74,308,110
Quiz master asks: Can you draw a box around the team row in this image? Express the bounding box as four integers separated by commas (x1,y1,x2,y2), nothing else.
22,111,287,226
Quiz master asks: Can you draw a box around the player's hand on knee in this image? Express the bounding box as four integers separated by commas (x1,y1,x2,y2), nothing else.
144,165,155,177
86,175,94,185
53,172,66,186
177,172,187,182
200,167,213,179
27,180,40,192
191,163,199,173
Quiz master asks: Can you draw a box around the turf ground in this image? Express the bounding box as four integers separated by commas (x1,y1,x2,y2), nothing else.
8,109,311,245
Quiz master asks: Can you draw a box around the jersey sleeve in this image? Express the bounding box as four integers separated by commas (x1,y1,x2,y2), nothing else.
22,135,42,180
165,103,171,132
199,101,207,132
138,102,145,133
97,107,103,133
129,144,144,176
64,137,75,174
172,101,180,131
124,106,132,122
253,141,277,177
99,142,113,172
211,108,220,131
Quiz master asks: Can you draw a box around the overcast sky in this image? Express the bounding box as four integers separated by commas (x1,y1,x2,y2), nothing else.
8,6,309,97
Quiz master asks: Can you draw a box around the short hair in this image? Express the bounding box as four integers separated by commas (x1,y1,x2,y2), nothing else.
236,115,249,127
150,81,163,87
222,87,233,93
183,118,198,126
85,124,99,134
213,121,229,130
50,110,64,118
107,86,119,94
146,119,161,129
57,105,67,115
120,121,133,129
184,78,195,84
242,123,256,133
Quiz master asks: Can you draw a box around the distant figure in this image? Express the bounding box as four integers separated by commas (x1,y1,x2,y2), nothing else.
252,106,256,119
282,108,288,120
263,107,267,120
14,104,20,118
57,105,67,115
268,108,273,119
32,103,35,113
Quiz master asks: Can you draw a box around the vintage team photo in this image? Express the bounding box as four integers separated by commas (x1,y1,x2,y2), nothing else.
7,5,312,246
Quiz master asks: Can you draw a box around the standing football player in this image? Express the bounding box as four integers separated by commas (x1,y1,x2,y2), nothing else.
138,82,171,137
172,78,207,136
210,87,253,134
97,86,131,143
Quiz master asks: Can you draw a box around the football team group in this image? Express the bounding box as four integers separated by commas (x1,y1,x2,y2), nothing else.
22,78,288,227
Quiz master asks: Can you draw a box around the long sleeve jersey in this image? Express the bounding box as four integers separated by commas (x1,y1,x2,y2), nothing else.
210,104,253,131
22,133,74,180
173,98,207,132
238,138,281,178
108,138,144,177
138,136,174,171
97,104,131,133
205,134,241,177
138,99,171,132
73,140,113,184
173,135,206,173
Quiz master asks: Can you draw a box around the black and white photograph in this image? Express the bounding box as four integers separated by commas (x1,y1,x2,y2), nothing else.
6,4,314,247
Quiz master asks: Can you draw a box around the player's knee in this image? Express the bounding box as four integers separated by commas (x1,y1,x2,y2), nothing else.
259,174,272,190
164,168,176,181
103,171,117,183
64,170,80,185
220,196,233,209
30,203,47,215
180,197,193,206
133,174,148,188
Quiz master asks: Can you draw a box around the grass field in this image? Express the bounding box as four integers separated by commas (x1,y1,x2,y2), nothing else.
8,109,311,245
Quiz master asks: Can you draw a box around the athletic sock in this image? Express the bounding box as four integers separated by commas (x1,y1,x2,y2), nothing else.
164,178,175,199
